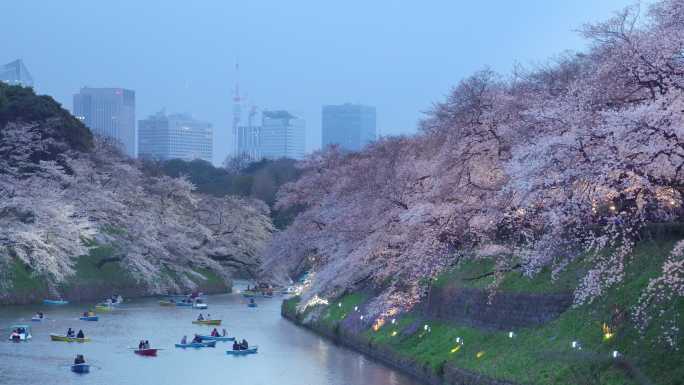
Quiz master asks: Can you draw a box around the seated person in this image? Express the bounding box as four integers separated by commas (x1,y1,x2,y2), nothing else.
77,329,84,339
192,334,202,344
83,311,88,317
197,313,204,321
74,354,85,365
232,340,240,351
180,335,187,345
211,328,219,337
138,340,144,349
67,328,75,337
221,328,227,337
241,339,248,350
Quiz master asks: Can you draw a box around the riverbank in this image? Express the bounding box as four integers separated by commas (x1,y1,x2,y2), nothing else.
281,240,684,385
1,243,231,305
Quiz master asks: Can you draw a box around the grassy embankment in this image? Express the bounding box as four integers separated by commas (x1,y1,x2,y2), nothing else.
3,227,227,302
284,239,684,385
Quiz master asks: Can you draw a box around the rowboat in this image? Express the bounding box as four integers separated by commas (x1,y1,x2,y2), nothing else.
8,324,31,341
176,301,193,307
241,291,257,298
134,348,158,356
50,333,91,343
174,341,216,348
199,335,235,342
193,299,208,309
95,304,113,312
226,346,258,355
71,363,90,374
79,316,98,321
247,302,258,308
31,316,43,322
159,300,176,306
43,299,68,305
192,319,221,325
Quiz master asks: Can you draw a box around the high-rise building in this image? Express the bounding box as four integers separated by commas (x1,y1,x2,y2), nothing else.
237,110,305,160
0,59,34,87
322,103,376,151
138,111,213,163
73,87,136,157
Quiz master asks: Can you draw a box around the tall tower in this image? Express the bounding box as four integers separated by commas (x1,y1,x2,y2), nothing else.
232,61,242,156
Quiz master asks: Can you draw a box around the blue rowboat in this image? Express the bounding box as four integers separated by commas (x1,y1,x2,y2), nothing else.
174,341,216,349
226,346,258,355
199,335,235,342
71,364,90,373
247,302,257,308
79,316,98,321
44,299,68,305
31,317,43,322
175,301,193,307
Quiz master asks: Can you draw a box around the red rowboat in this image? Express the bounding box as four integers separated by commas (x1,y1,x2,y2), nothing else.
134,348,158,356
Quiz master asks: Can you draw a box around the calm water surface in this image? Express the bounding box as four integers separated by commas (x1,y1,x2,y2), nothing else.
0,283,420,385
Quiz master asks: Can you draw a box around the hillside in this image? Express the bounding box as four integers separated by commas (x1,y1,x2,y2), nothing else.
0,83,274,304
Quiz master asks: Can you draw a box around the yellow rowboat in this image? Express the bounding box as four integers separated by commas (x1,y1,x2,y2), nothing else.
192,319,221,326
50,333,91,343
95,304,113,312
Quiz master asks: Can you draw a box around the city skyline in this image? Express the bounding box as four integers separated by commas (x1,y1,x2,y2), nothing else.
1,0,637,165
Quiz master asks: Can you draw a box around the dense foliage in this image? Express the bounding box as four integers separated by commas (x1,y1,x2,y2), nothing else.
0,87,273,298
156,157,301,228
264,0,684,348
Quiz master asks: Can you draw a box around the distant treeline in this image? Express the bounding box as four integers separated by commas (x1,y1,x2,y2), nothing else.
144,158,303,229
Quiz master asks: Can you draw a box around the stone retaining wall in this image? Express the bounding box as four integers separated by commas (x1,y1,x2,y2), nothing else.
424,286,572,330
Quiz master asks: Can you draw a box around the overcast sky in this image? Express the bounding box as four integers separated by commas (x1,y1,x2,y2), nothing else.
2,0,637,165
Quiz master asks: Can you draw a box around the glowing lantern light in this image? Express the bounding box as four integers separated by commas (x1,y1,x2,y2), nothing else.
360,315,364,320
354,306,358,312
455,337,462,344
338,303,342,308
508,331,515,338
612,350,620,359
602,323,614,341
372,317,385,332
609,205,617,211
391,331,398,337
476,351,485,359
450,345,461,353
391,318,396,325
571,341,581,350
424,324,429,331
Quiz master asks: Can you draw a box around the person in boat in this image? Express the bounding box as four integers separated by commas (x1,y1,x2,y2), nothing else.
180,335,187,345
138,340,144,349
221,328,227,337
10,330,20,341
241,338,248,350
77,329,84,339
39,312,44,318
74,354,85,365
83,311,88,317
144,340,150,349
232,340,240,351
211,328,219,337
67,328,75,338
191,334,202,344
197,313,204,321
